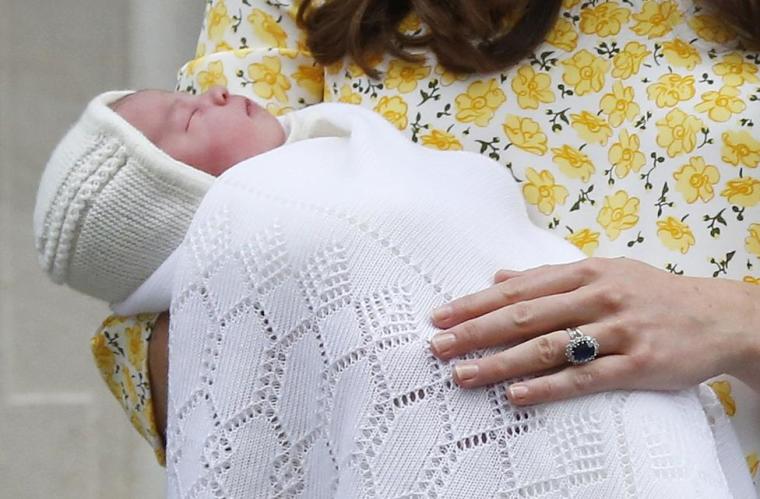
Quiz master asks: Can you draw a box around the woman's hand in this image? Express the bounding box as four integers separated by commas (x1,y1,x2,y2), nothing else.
429,257,760,405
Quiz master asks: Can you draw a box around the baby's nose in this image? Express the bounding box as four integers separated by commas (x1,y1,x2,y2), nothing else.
206,85,229,106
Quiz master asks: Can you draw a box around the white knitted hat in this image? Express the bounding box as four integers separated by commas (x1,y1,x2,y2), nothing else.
33,90,214,305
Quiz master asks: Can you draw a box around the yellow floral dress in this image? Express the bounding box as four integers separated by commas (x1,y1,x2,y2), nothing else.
93,0,760,485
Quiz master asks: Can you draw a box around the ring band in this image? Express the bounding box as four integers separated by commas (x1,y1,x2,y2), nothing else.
565,327,600,365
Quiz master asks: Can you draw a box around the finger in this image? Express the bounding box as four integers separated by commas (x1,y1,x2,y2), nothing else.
506,354,631,405
493,269,522,283
430,285,604,360
452,324,618,388
431,259,594,329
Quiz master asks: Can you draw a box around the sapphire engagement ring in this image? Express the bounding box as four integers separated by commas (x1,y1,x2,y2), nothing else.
564,327,600,365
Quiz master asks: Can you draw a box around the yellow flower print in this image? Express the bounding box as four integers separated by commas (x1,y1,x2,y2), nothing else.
708,380,737,416
374,96,409,130
579,2,630,37
611,41,650,79
248,56,291,103
455,79,507,127
503,115,549,155
722,130,760,168
546,18,578,52
126,325,146,370
599,81,640,127
208,0,232,42
570,111,613,146
721,176,760,207
129,411,142,436
597,190,640,240
646,73,696,108
746,223,760,257
511,65,555,110
522,168,569,215
248,9,288,48
399,12,422,34
657,216,695,254
325,60,344,76
748,453,759,479
291,64,324,98
552,145,595,182
561,49,609,96
713,52,760,87
198,60,229,93
421,129,463,151
609,130,646,178
185,43,207,76
631,0,682,39
744,276,760,285
673,157,720,203
265,102,294,117
101,315,126,330
656,109,704,158
91,333,115,376
435,64,467,86
214,41,234,54
123,369,138,404
566,228,600,256
563,0,581,8
695,85,746,122
688,14,736,44
385,60,431,94
337,84,362,105
661,39,702,70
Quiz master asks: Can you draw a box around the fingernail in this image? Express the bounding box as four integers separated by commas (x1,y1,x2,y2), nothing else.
454,363,479,382
430,333,456,355
431,305,451,323
509,384,529,400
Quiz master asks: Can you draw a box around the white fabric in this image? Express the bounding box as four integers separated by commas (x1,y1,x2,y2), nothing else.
33,90,214,304
133,103,752,497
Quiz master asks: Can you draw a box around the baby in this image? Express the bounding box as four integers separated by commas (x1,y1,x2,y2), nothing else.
34,87,741,497
112,85,286,177
33,85,298,460
34,85,290,307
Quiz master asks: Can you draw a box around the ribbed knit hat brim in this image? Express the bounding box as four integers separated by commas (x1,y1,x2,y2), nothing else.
33,90,214,304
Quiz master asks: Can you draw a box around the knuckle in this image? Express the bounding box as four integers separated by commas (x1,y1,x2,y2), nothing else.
573,367,597,393
597,285,625,311
535,336,557,368
493,352,512,378
539,378,556,400
578,259,599,280
628,350,650,372
456,320,479,346
606,318,632,346
497,283,522,303
510,302,533,329
454,294,474,316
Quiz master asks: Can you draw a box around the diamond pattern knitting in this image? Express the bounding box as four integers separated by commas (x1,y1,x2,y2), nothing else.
157,104,745,498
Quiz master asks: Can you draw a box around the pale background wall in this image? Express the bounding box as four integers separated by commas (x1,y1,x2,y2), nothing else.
0,1,205,497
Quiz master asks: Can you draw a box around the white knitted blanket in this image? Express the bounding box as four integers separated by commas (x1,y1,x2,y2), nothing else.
129,104,752,498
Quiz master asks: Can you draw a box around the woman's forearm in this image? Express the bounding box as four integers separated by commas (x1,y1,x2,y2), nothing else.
724,280,760,392
148,311,169,442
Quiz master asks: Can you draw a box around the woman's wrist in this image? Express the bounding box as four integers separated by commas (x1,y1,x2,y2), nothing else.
719,278,760,391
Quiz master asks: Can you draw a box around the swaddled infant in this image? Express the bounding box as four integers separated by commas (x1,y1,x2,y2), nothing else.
34,86,741,497
33,85,299,453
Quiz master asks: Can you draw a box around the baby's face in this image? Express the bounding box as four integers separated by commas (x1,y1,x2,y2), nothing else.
114,86,285,176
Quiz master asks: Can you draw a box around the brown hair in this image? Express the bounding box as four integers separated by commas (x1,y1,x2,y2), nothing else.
297,0,760,78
